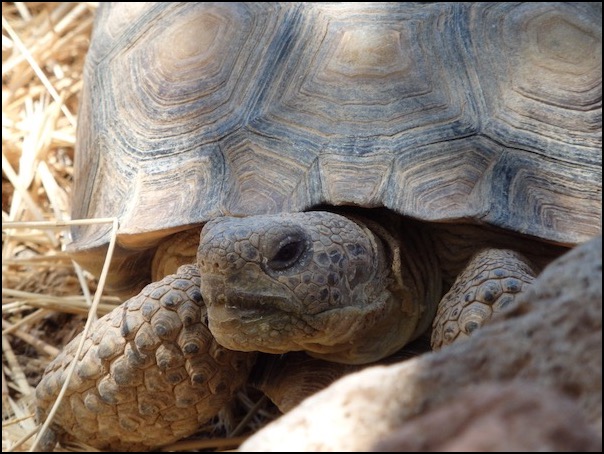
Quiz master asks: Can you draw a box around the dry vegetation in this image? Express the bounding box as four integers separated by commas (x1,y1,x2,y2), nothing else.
2,3,274,451
2,3,102,451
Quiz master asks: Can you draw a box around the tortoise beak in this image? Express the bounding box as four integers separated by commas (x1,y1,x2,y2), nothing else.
201,271,297,318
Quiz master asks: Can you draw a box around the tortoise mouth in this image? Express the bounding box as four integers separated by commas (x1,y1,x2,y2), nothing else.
221,291,289,321
206,290,300,354
201,271,301,323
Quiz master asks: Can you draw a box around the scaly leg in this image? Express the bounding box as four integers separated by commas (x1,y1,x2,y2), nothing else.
34,265,255,451
431,249,536,349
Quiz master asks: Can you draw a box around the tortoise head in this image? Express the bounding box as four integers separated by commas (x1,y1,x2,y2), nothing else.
197,211,424,364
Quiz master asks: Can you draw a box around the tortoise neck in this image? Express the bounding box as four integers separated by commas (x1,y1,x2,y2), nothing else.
338,212,441,351
360,215,441,343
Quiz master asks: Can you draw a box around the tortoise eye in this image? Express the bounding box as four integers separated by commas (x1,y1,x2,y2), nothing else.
268,239,306,271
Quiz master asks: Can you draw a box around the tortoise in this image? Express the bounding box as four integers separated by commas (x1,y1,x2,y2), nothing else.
34,2,602,451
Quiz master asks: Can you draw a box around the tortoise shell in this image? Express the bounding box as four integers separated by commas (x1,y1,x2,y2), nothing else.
71,2,601,292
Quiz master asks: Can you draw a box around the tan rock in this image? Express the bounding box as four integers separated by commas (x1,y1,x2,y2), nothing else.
373,383,602,452
240,236,602,451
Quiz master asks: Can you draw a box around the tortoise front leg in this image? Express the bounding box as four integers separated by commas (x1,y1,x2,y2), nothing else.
251,352,363,413
253,338,432,413
431,249,536,350
35,265,255,451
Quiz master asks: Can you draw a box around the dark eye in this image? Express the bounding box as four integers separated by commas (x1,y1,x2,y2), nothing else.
268,239,306,271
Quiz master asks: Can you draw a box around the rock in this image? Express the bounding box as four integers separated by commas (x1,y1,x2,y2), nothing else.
240,236,602,451
372,382,602,452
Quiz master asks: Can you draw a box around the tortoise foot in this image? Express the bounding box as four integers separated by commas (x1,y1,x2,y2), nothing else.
34,265,255,451
431,249,536,349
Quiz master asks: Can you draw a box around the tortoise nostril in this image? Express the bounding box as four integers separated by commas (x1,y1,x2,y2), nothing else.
268,239,306,271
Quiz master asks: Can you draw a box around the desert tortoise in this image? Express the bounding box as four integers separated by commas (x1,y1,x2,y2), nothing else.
35,2,602,451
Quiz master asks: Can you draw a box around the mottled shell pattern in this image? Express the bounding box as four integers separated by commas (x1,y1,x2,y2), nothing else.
71,2,601,286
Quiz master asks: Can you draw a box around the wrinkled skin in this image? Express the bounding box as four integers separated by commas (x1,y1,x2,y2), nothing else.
35,210,543,451
198,212,427,364
196,211,539,364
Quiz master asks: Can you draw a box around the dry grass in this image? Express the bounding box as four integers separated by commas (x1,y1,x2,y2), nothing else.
2,3,275,451
2,2,110,451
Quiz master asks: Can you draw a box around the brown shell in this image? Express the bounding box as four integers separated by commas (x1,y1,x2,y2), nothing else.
71,3,601,287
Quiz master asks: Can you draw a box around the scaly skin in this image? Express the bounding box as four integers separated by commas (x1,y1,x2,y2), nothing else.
36,212,540,450
35,265,255,451
431,249,536,349
197,212,430,364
